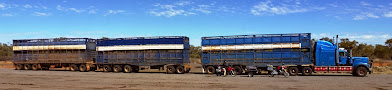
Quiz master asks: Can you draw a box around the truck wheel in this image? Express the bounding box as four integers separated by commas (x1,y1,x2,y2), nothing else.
103,65,112,72
113,65,122,73
70,64,79,71
32,64,39,71
16,64,23,70
288,67,299,76
355,67,368,77
302,67,312,76
24,64,31,70
176,66,185,74
123,65,132,73
79,64,87,72
166,66,176,74
206,66,215,74
234,66,242,75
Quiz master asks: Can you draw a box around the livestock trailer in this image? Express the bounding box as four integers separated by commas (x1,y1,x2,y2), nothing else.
95,36,191,74
13,38,97,71
201,33,312,74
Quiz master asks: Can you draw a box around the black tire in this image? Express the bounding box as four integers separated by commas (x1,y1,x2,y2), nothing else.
24,64,31,70
234,66,242,75
176,66,185,74
70,64,79,71
302,67,313,76
166,66,176,74
206,66,215,74
123,65,132,73
32,64,39,71
288,67,299,76
355,67,368,77
79,64,87,72
103,65,112,72
16,64,23,70
113,65,122,73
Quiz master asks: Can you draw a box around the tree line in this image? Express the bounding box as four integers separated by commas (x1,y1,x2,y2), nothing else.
0,43,12,61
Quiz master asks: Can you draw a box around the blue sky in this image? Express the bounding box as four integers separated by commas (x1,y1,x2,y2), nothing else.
0,0,391,46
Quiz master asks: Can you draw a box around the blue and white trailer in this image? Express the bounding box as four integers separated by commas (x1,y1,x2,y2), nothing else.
201,33,372,77
95,36,191,74
13,38,97,71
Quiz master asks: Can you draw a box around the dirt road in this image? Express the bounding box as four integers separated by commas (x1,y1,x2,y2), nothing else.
0,68,391,90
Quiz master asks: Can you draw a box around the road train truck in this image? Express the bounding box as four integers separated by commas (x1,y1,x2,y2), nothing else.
201,33,373,77
13,36,191,74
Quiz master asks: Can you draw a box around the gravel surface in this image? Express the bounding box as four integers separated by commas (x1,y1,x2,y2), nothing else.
0,68,391,90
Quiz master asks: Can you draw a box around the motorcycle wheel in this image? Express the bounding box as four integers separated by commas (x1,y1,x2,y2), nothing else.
284,72,289,77
248,72,254,77
231,71,236,77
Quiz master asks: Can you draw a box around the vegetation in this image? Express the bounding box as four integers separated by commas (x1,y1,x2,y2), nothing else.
0,43,12,61
190,45,201,59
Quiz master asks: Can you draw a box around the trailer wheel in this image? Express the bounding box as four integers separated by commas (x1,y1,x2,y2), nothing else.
16,64,23,70
302,67,312,76
113,65,122,73
32,64,39,71
103,65,112,72
206,66,215,74
70,64,79,71
166,66,176,74
234,66,242,75
79,64,87,72
123,65,132,73
355,67,368,77
176,66,185,74
288,67,299,76
24,64,31,70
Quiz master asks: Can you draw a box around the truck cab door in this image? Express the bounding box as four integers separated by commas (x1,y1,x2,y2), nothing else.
339,52,348,65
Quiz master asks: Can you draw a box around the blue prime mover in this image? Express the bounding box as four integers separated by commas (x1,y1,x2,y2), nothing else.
95,36,191,74
201,33,373,77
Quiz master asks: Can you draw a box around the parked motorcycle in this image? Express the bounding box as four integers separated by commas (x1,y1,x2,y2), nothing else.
268,64,289,77
245,66,257,77
216,65,236,77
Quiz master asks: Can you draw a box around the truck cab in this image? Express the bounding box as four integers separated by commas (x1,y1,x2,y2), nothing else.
314,40,373,77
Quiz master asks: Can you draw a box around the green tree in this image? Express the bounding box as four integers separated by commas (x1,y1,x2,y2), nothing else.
189,45,201,59
101,37,109,39
374,44,391,59
0,43,13,61
352,43,374,58
320,37,333,43
339,38,358,49
386,38,392,49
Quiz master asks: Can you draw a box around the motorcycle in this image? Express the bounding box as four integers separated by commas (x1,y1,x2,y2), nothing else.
245,66,257,77
268,64,289,77
216,65,236,77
